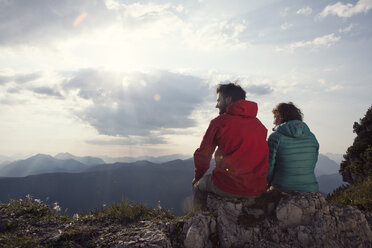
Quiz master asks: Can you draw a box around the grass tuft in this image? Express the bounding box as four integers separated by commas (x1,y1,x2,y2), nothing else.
0,233,40,248
91,197,175,223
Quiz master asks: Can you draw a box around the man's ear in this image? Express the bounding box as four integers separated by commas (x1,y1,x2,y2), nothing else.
226,96,232,105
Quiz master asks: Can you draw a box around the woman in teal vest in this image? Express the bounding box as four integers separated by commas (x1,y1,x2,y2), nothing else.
267,102,319,192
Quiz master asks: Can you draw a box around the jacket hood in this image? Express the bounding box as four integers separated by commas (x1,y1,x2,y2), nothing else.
274,120,311,138
226,100,258,118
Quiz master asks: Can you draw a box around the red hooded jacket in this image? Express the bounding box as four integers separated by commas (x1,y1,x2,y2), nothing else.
194,100,269,195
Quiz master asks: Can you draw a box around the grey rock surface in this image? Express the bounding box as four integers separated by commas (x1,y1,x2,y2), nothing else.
183,212,217,248
181,192,372,248
113,221,172,248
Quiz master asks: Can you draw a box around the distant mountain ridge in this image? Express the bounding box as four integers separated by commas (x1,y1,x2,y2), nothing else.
324,152,344,165
100,154,190,164
317,173,345,195
0,153,191,178
0,159,195,215
315,154,340,176
0,154,90,177
54,152,105,166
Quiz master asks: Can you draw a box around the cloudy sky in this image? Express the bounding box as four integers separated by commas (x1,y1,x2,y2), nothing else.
0,0,371,159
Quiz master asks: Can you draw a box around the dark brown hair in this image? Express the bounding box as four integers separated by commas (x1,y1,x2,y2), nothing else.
216,82,246,102
272,102,303,124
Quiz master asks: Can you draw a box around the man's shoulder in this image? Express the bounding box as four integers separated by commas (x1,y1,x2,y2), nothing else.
211,113,265,125
210,114,226,125
209,113,237,127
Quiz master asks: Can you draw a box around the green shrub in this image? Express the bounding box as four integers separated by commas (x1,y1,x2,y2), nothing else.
330,105,372,212
327,177,372,211
340,105,372,183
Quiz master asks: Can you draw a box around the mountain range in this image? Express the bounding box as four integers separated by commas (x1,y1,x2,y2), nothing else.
314,154,340,177
0,153,346,215
0,159,194,215
99,154,190,164
0,153,191,177
54,153,105,166
0,154,91,177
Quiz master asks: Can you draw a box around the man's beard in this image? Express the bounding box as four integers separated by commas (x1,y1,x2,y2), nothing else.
219,107,226,115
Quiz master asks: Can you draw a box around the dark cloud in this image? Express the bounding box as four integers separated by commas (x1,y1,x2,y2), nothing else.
30,87,63,98
14,73,41,84
0,73,40,85
0,75,10,85
7,87,21,94
245,84,273,95
63,69,209,137
0,0,113,45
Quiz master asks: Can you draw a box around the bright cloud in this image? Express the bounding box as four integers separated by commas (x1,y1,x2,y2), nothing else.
339,24,354,33
115,1,249,51
280,7,290,17
280,22,293,30
320,0,372,18
296,6,313,16
183,21,249,51
0,0,249,56
0,0,113,45
289,33,341,50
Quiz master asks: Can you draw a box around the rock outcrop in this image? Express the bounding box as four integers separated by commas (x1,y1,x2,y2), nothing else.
2,193,371,247
113,220,172,248
181,192,372,248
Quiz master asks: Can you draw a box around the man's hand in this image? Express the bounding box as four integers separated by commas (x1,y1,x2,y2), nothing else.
192,178,198,186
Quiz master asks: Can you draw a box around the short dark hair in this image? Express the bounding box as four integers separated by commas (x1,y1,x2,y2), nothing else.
216,83,246,102
272,102,303,123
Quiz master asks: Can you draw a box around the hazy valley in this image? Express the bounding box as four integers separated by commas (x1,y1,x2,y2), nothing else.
0,153,345,216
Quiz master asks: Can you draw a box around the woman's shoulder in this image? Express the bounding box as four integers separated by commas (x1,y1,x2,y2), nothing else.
268,129,283,142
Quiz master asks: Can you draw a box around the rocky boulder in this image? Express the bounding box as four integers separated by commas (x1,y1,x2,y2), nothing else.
181,192,372,248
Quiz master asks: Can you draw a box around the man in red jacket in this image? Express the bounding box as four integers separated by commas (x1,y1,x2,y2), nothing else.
193,83,269,209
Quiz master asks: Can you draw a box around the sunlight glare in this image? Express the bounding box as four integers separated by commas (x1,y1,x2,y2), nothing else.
73,13,88,27
153,93,161,101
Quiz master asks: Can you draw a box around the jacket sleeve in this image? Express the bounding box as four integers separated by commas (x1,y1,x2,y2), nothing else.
267,132,280,185
193,120,218,181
